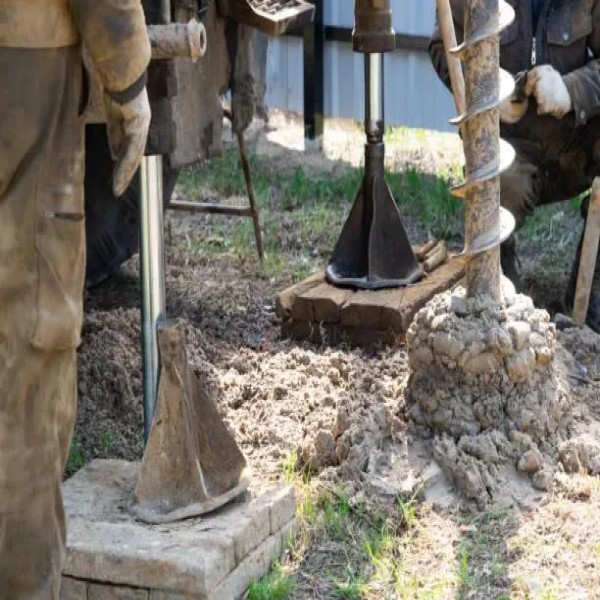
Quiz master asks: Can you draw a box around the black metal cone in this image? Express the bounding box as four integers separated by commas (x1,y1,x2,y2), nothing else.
326,145,422,290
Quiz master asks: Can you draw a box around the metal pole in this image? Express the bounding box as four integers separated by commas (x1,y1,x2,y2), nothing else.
303,0,324,146
140,155,166,441
138,0,171,443
159,0,171,26
365,53,384,143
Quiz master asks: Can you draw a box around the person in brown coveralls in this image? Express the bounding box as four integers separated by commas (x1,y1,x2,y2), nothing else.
0,1,151,596
430,0,600,332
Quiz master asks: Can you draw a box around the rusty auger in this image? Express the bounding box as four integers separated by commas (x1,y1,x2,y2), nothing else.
438,0,517,302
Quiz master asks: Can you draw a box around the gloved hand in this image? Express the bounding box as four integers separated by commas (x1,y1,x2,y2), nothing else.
103,88,151,197
499,96,529,124
525,64,572,118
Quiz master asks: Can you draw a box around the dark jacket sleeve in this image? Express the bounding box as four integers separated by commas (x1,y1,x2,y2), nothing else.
429,0,465,93
563,1,600,126
68,0,151,94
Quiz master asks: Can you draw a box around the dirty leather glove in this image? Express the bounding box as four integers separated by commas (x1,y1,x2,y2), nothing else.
525,64,572,118
103,88,151,197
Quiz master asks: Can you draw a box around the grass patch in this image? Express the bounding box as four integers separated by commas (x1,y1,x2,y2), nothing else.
265,450,440,598
455,508,516,599
66,437,86,475
175,147,463,280
247,563,296,600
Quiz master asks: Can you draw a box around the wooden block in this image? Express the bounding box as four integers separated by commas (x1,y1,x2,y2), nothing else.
339,288,401,330
292,282,352,323
275,272,324,318
281,319,400,347
278,259,465,348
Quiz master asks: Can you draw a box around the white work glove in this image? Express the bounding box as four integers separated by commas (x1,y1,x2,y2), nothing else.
525,64,573,118
103,87,151,197
499,96,528,124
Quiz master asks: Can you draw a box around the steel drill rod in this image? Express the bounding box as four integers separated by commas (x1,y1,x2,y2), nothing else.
365,53,384,143
140,155,167,442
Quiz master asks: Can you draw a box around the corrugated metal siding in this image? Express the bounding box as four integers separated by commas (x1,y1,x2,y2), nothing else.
265,0,455,132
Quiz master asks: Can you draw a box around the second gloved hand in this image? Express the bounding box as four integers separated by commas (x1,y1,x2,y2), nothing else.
525,64,572,118
104,88,151,197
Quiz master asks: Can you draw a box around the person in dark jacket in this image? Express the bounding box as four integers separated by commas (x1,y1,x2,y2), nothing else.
429,0,600,331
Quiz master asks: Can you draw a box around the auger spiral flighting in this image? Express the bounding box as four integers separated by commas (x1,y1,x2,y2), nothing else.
443,0,517,302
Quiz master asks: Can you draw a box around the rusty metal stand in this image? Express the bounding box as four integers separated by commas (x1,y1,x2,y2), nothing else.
325,0,421,290
169,107,264,262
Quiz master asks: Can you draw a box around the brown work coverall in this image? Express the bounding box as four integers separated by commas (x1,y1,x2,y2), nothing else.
429,0,600,228
0,1,150,597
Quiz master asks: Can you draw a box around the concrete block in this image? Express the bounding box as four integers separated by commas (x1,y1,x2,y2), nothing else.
212,533,283,600
266,485,296,534
88,584,148,599
62,460,297,598
60,577,87,600
65,518,233,596
230,503,270,565
279,517,298,550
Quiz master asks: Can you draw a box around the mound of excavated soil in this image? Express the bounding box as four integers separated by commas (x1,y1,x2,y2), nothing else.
76,262,600,511
398,285,600,508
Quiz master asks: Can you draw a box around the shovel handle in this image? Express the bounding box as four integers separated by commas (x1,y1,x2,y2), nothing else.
436,0,466,116
573,178,600,325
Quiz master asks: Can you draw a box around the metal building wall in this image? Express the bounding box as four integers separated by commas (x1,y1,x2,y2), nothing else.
265,0,455,132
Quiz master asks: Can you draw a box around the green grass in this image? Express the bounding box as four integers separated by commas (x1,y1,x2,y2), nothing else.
455,509,516,599
100,430,115,454
67,437,85,474
332,565,367,599
247,562,296,600
176,147,464,280
250,451,431,598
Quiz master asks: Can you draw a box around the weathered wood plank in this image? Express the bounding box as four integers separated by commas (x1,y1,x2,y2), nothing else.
292,282,352,323
278,258,465,347
275,272,324,318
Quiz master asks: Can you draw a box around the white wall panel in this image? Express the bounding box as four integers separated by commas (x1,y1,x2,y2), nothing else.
265,0,456,132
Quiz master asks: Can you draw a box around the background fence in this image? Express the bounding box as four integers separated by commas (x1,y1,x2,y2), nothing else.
265,0,455,133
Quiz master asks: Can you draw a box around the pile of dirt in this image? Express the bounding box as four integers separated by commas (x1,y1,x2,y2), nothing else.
76,307,144,468
400,284,600,508
218,345,409,487
77,258,600,510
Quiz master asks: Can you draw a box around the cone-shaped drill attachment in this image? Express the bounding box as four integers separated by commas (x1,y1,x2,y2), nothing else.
326,21,421,291
133,319,251,524
326,143,422,289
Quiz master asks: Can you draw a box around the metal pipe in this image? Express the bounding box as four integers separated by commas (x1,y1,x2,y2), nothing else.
148,20,207,62
169,201,253,216
140,156,166,441
159,0,171,25
139,0,171,443
365,53,384,143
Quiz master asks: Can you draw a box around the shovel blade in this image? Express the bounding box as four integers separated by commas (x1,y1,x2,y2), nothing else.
133,319,251,524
